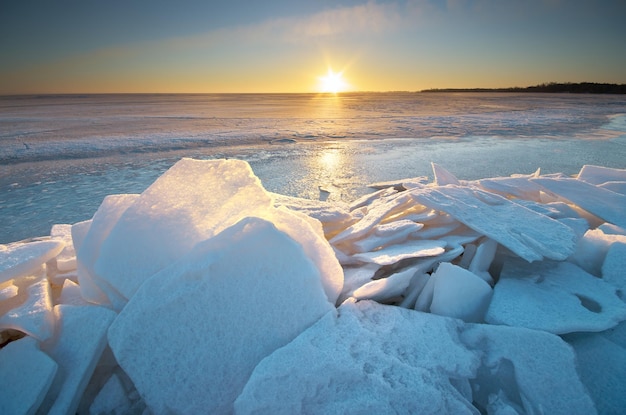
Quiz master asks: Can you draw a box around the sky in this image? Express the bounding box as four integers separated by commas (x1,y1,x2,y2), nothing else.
1,0,625,94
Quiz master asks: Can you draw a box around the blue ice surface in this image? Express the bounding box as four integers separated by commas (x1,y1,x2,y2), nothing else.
1,94,625,243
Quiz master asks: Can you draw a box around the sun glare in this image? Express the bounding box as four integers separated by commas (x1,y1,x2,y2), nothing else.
318,68,348,94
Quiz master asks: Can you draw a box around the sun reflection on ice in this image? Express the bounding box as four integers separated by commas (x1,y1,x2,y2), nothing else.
319,149,341,171
310,146,354,202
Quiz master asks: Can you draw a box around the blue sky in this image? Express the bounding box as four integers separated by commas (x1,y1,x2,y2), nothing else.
1,0,625,93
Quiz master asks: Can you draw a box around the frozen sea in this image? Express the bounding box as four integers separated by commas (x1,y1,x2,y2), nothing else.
1,92,626,243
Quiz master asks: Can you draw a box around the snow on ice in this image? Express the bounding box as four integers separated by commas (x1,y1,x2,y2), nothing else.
1,159,625,414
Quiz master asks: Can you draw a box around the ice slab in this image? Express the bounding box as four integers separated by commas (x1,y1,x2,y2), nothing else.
381,205,433,224
468,238,498,277
95,158,273,301
414,220,462,239
559,217,591,240
235,301,479,415
412,246,467,312
432,162,461,186
602,320,626,349
477,176,544,201
352,239,446,266
70,220,91,257
532,177,626,229
0,278,55,341
340,264,380,301
268,207,344,304
430,263,493,323
462,323,596,414
49,271,79,289
352,266,415,302
409,185,577,262
50,224,76,273
598,180,626,195
272,193,354,237
602,242,626,300
598,222,626,236
569,228,626,276
58,279,89,306
0,240,64,285
76,194,138,307
38,304,116,415
398,272,430,309
0,282,18,302
88,373,138,415
577,164,626,185
349,187,397,211
108,217,333,414
564,332,626,415
352,219,423,253
330,192,413,245
0,336,58,415
367,176,428,191
486,259,626,334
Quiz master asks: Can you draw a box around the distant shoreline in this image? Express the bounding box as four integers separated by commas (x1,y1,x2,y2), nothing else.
421,82,626,94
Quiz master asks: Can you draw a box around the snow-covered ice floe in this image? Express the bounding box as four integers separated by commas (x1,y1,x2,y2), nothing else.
1,158,625,414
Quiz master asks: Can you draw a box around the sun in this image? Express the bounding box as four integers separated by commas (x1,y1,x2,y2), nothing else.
318,68,348,94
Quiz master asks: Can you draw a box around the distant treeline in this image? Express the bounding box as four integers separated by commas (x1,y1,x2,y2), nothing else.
421,82,626,94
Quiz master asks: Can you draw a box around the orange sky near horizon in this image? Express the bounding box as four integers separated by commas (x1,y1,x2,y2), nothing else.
1,1,625,94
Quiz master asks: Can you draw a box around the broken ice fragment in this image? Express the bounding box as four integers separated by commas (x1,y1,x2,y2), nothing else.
486,259,626,334
0,240,64,285
461,323,596,414
76,194,139,307
108,217,333,414
564,332,626,414
577,164,626,185
352,266,415,302
532,177,626,229
340,264,380,302
602,242,626,300
95,158,274,301
50,224,76,273
0,278,55,341
432,162,461,186
351,220,423,253
330,192,413,245
430,263,493,323
38,304,116,415
352,239,446,266
235,301,479,414
477,176,544,201
569,228,626,277
0,336,58,415
409,185,576,262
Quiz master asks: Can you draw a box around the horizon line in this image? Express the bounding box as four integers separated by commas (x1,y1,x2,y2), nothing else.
2,82,626,97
